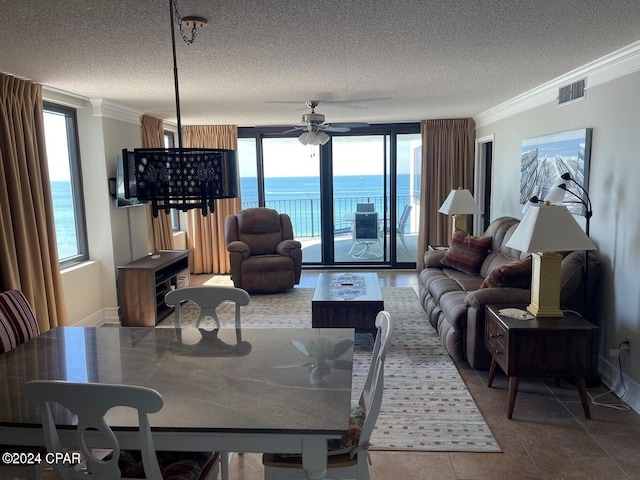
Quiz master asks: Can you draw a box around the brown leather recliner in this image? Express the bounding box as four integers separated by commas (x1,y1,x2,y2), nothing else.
225,208,302,293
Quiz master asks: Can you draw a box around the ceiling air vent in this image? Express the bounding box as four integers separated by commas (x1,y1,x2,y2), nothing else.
558,79,586,106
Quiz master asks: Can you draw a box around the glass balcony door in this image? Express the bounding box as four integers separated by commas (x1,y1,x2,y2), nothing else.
394,133,421,264
262,138,321,264
237,124,421,268
331,135,388,264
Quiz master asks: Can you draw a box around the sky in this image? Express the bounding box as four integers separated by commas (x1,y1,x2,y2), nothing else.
238,134,421,178
43,111,72,181
44,117,420,182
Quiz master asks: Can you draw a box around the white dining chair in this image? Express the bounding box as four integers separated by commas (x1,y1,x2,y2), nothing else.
262,311,393,480
165,285,250,480
165,285,250,330
24,380,219,479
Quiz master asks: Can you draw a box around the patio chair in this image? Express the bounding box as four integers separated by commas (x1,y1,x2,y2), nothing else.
24,380,219,479
356,203,375,212
262,310,393,480
348,212,383,258
396,204,412,250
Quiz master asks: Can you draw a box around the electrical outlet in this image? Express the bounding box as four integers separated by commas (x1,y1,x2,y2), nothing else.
625,336,632,352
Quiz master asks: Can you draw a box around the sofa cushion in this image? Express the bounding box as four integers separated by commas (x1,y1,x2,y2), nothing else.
441,231,492,275
481,255,532,289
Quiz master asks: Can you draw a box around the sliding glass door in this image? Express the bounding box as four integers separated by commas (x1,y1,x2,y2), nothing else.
262,138,320,263
237,124,420,268
332,135,387,264
394,133,421,263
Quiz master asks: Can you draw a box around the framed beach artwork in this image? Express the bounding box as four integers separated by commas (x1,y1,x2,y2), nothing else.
519,128,592,216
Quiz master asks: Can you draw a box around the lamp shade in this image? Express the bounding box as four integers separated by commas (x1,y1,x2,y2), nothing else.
132,148,239,217
438,188,481,215
544,177,568,204
298,130,330,145
522,195,540,214
506,204,595,253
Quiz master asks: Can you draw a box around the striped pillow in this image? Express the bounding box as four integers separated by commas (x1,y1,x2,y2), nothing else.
440,230,492,275
0,290,40,354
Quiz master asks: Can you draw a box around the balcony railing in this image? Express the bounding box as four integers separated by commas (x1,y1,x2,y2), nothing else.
242,195,418,238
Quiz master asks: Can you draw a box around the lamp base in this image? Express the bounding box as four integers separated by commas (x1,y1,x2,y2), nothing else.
452,214,469,236
528,252,564,317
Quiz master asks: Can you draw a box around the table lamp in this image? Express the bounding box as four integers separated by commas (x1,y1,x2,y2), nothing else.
438,188,482,237
506,202,596,317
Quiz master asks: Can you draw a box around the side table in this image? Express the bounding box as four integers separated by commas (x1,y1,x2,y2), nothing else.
485,305,599,419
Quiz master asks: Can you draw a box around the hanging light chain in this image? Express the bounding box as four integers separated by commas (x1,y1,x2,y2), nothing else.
172,0,198,45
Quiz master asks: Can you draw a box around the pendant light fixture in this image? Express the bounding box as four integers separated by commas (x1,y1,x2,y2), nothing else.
124,0,239,217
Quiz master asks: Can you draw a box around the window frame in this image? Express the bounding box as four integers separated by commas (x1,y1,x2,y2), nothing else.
43,102,89,269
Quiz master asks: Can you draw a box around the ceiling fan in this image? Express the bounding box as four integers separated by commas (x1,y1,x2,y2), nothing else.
284,101,369,145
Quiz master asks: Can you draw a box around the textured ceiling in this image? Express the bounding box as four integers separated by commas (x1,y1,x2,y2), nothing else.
1,0,640,127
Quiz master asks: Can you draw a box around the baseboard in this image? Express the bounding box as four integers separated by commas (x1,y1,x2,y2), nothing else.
598,354,640,414
71,307,120,326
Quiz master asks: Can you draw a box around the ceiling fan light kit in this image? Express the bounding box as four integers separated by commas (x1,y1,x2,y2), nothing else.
285,100,369,145
299,130,331,146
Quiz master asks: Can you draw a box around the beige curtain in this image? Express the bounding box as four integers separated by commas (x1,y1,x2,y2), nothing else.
183,125,241,274
0,72,68,331
140,115,174,252
417,118,476,269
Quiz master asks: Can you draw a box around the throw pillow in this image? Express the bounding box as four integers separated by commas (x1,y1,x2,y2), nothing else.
481,255,533,289
440,230,492,275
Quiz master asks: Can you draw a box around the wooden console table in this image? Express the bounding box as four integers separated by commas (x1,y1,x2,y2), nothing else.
117,250,191,326
485,304,599,419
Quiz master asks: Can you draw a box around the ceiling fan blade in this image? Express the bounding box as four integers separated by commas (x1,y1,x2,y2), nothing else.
322,126,351,133
283,126,305,133
330,122,370,128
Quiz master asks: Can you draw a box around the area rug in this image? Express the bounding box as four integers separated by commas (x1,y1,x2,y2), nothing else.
158,287,501,453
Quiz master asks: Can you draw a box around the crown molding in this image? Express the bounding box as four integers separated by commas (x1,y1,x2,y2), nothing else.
475,40,640,128
42,85,89,109
90,99,142,125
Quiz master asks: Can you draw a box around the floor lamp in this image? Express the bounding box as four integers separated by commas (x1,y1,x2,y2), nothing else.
524,173,593,314
547,174,599,387
549,173,593,314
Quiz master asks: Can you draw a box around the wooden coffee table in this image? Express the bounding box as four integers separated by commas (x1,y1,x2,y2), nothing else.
312,272,384,336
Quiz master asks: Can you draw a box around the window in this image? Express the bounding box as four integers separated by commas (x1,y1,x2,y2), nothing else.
43,103,88,268
164,130,180,230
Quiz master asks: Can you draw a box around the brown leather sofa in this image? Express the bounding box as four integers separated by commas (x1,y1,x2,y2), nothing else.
225,208,302,293
418,216,600,369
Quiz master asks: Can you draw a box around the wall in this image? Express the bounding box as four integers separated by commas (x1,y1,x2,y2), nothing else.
476,69,640,412
45,91,145,325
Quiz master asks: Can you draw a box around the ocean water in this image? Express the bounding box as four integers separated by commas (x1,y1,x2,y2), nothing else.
51,180,80,260
52,174,416,253
241,174,415,237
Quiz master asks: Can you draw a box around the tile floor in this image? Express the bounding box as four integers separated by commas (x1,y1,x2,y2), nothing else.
197,270,640,479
